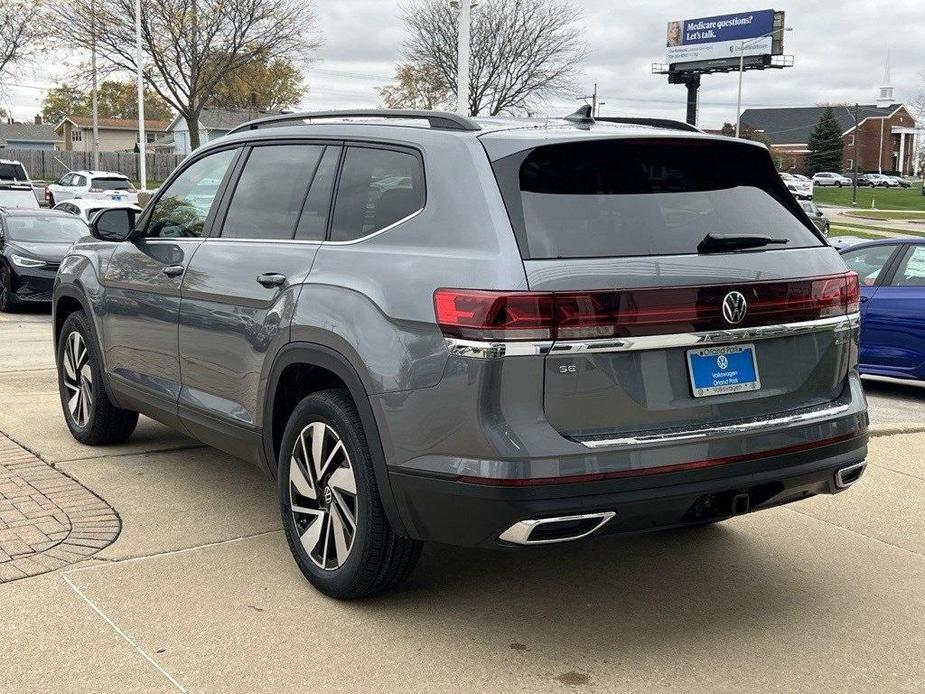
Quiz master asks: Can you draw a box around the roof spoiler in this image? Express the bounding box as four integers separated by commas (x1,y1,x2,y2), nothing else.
595,116,701,133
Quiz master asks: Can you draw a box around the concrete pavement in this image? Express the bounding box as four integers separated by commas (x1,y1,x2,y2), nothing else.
1,310,924,693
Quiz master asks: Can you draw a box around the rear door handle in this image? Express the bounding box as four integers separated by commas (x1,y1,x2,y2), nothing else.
257,273,287,288
162,265,185,278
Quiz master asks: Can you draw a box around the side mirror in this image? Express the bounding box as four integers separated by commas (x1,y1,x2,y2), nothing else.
91,208,137,242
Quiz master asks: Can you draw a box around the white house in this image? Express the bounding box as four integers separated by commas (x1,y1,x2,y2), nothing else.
160,107,283,155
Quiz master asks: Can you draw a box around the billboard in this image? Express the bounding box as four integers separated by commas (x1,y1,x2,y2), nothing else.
666,9,777,66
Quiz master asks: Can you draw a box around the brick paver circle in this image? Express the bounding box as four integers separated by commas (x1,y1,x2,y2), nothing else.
0,434,120,582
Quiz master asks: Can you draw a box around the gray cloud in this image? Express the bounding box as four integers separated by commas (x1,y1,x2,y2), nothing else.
2,0,920,129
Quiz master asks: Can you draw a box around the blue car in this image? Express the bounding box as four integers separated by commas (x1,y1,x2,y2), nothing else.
840,238,925,380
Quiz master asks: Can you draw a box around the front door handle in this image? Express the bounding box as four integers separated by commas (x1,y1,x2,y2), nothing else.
257,273,287,288
162,264,185,278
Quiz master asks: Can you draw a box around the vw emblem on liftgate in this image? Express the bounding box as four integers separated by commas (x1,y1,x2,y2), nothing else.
722,291,748,325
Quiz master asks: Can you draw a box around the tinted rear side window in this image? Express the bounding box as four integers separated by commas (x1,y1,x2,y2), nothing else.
492,139,823,259
330,147,424,242
92,177,132,190
221,144,324,240
0,163,27,180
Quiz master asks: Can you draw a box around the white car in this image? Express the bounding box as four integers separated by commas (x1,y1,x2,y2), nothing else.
0,158,40,209
45,170,138,206
53,199,143,224
780,172,814,200
812,171,852,187
865,173,900,188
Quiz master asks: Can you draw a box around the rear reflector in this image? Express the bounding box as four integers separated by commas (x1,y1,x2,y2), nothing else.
435,273,860,341
458,432,861,486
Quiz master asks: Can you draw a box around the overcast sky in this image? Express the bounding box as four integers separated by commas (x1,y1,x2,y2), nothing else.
2,0,922,128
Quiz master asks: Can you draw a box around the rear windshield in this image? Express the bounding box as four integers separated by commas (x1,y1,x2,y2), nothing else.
92,177,132,190
0,163,28,181
491,139,823,259
6,215,87,242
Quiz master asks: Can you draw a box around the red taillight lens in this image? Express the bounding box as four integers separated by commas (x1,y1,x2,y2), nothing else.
433,289,554,340
844,272,860,314
435,273,857,342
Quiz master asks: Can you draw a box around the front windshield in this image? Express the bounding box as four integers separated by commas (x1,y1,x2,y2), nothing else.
5,215,87,243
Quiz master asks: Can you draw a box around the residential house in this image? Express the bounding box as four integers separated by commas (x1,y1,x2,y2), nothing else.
0,118,60,151
55,117,171,153
163,107,283,155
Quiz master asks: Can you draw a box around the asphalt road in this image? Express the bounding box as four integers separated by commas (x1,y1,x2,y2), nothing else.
0,309,923,693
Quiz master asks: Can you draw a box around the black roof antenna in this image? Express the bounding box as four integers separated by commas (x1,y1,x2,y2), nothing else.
564,104,595,127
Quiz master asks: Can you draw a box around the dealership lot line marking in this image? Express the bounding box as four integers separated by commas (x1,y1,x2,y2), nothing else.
62,572,187,693
784,506,924,560
62,528,282,575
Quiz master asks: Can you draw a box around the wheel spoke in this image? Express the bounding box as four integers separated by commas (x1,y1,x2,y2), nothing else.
289,455,317,500
321,512,332,568
291,504,324,517
64,380,79,394
82,381,94,412
81,365,93,386
331,489,356,531
310,421,326,479
299,513,326,557
63,349,76,380
68,390,80,418
329,465,356,496
330,504,350,566
317,440,344,481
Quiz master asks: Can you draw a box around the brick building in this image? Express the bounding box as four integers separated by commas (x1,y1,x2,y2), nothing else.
740,101,918,176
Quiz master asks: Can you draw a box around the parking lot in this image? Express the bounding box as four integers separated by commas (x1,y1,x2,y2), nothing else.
1,309,924,693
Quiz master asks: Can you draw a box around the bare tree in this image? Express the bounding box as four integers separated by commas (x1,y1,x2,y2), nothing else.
49,0,321,149
400,0,586,116
0,0,42,82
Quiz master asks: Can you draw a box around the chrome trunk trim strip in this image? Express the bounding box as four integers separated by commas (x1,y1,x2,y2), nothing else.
575,402,852,450
445,314,859,358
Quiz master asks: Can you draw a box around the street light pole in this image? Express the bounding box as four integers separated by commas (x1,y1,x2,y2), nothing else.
90,0,99,169
456,0,471,116
135,0,146,192
734,26,791,138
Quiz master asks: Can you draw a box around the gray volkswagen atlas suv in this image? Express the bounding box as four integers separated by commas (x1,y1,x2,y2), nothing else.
52,108,868,598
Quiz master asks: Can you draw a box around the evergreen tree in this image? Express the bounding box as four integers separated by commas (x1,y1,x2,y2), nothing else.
808,106,844,174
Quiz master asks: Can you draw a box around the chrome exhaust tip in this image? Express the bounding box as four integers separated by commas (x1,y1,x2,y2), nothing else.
498,511,616,545
835,461,866,489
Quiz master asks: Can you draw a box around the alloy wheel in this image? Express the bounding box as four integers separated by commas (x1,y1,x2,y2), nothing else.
288,421,358,571
62,331,93,427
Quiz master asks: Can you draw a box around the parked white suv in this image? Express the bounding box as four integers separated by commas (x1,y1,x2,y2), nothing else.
812,171,852,187
0,158,39,209
45,171,138,206
53,198,143,224
780,172,813,200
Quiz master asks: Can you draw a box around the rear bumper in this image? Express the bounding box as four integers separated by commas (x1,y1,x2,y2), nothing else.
389,433,868,547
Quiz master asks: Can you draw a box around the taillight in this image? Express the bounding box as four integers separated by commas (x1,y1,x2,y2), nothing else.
433,289,554,340
435,273,858,342
844,272,860,314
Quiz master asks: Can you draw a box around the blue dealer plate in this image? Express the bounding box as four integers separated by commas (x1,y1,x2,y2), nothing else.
686,344,760,398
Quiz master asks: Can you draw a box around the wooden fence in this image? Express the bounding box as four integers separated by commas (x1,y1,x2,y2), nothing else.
4,148,185,184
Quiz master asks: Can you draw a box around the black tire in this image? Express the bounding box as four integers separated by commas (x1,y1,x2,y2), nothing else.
278,389,422,599
0,265,18,313
57,311,138,445
836,182,842,188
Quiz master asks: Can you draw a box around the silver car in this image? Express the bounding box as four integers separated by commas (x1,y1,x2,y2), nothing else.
51,108,868,598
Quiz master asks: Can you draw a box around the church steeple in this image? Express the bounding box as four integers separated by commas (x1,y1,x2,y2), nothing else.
877,50,895,108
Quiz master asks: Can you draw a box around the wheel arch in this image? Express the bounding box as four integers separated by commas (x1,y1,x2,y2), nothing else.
263,342,408,538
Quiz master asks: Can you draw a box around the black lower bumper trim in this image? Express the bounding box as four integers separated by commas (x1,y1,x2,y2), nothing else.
388,435,867,548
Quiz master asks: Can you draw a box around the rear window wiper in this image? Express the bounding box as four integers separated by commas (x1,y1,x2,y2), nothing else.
697,233,790,254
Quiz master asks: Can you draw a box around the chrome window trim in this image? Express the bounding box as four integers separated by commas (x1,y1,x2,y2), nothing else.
445,314,859,359
575,402,852,450
323,207,424,245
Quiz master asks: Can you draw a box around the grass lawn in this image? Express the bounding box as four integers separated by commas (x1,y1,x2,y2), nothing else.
814,185,925,211
828,227,885,240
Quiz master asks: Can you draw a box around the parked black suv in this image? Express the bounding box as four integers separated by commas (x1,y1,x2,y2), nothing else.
53,109,868,598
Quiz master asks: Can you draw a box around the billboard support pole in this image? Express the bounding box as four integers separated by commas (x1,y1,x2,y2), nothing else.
684,74,700,127
734,48,745,137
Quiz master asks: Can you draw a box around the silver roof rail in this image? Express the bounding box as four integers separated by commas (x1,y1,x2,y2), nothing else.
226,109,482,136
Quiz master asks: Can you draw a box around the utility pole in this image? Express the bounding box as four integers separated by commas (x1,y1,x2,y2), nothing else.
456,0,471,116
852,103,860,207
90,0,99,169
577,83,598,117
135,0,146,191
